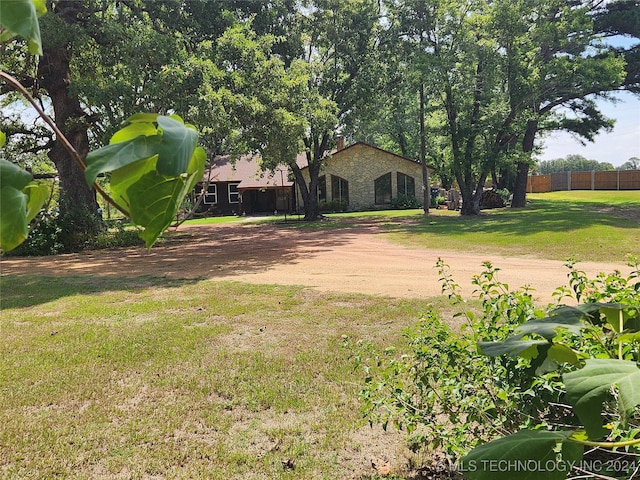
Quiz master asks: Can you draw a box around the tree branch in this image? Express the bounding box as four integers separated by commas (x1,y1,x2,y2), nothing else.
0,70,131,218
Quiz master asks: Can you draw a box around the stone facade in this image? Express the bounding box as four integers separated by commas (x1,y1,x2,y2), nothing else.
297,142,431,211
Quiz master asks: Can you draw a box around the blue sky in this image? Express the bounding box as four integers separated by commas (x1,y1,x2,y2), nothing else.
538,91,640,167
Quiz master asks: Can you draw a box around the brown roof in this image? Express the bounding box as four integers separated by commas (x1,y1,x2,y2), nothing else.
203,154,293,190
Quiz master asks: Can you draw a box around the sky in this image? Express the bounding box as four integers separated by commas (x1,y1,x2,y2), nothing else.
537,91,640,167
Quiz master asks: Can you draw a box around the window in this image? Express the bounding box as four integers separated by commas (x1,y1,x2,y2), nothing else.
397,172,415,197
317,175,327,202
228,183,240,203
374,173,392,204
331,175,349,203
203,184,217,205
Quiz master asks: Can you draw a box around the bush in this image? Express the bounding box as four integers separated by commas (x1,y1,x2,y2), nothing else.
319,199,348,213
6,212,144,256
390,194,422,209
7,210,63,256
350,257,640,476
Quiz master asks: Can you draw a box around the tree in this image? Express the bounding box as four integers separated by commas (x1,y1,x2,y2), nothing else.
537,155,615,173
223,0,383,221
620,156,640,170
490,0,626,208
1,1,205,252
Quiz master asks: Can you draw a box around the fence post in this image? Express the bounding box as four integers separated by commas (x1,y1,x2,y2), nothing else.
591,170,595,190
568,171,572,191
617,168,620,191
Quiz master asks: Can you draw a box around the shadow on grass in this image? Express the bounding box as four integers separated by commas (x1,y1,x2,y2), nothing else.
0,275,200,309
399,201,639,238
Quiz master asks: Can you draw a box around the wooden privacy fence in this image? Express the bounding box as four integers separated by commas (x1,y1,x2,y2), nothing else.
528,170,640,193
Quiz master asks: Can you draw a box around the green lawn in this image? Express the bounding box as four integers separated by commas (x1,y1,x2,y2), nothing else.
0,276,451,479
339,191,639,262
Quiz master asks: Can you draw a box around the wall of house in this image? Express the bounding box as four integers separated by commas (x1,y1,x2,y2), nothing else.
297,143,426,211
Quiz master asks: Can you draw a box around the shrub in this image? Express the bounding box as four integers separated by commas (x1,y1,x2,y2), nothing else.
390,194,422,209
350,257,640,478
319,199,348,213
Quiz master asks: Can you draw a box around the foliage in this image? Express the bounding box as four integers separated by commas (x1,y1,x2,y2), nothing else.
462,259,640,479
1,1,206,252
495,188,511,204
537,155,616,174
350,260,550,462
0,0,45,55
0,158,49,252
390,194,422,210
85,114,206,248
353,257,640,477
319,199,349,213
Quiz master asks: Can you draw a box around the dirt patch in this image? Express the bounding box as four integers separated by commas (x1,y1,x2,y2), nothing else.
1,218,633,304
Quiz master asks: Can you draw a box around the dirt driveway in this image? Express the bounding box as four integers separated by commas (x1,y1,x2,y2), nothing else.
2,218,633,304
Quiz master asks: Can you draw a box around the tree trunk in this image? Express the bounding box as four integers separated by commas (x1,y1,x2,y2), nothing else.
512,119,538,208
420,83,430,214
38,14,102,251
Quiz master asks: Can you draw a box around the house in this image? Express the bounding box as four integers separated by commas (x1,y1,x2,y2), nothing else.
196,154,294,216
197,141,432,216
296,140,432,212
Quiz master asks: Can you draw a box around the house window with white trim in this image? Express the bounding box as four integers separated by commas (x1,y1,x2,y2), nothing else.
203,184,217,205
228,183,240,203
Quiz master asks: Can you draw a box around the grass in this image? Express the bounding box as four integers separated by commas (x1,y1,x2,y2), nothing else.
177,191,639,261
2,191,638,478
327,191,639,262
0,275,453,479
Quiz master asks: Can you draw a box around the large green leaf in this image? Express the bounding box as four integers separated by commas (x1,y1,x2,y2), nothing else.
85,134,161,185
0,180,28,251
479,309,585,364
23,182,49,222
125,146,205,248
564,359,640,440
155,116,199,176
0,0,45,55
460,430,580,480
0,160,48,252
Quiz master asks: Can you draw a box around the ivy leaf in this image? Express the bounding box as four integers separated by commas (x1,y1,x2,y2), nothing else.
459,429,579,480
126,146,205,248
155,116,199,176
564,359,640,440
0,0,46,55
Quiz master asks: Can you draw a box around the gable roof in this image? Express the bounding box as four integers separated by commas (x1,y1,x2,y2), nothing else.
203,154,293,190
296,141,433,171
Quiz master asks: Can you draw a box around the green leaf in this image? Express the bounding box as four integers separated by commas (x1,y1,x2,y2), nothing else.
0,131,6,148
564,359,640,440
109,123,158,144
126,113,160,124
479,310,585,363
0,158,32,189
85,135,161,185
155,116,199,176
125,146,205,248
0,160,32,251
0,180,28,251
459,430,579,480
23,182,49,223
0,0,45,55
